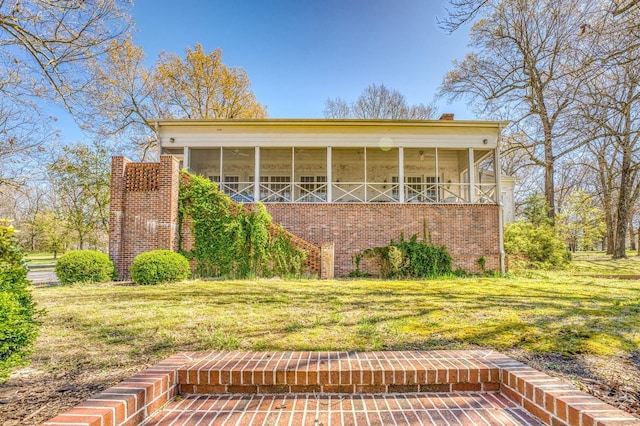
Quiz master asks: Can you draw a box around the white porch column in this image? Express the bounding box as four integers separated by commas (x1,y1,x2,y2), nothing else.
327,147,332,203
468,148,476,203
435,147,439,202
291,147,295,202
363,147,367,202
183,147,191,170
398,147,405,203
254,147,260,202
219,147,223,182
495,139,505,275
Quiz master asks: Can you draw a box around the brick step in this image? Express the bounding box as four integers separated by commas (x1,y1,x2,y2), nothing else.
177,350,502,395
44,351,640,426
145,392,542,426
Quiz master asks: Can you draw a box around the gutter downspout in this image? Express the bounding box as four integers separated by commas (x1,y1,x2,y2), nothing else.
496,123,506,275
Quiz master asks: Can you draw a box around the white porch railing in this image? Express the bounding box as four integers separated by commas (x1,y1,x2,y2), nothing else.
332,183,365,202
366,183,399,202
293,183,327,202
475,184,497,204
216,181,497,204
219,182,254,203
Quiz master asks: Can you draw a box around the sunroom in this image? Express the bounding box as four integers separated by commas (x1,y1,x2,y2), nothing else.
158,118,506,206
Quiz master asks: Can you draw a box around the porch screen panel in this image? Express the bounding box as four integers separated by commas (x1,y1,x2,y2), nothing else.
332,148,365,202
474,149,497,203
260,148,293,202
220,148,255,202
294,148,327,202
403,148,436,202
366,147,398,202
438,149,469,203
190,148,221,182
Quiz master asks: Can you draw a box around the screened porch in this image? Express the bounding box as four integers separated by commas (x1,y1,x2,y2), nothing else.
182,146,498,204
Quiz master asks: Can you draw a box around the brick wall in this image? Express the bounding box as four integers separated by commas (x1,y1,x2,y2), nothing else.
109,156,180,279
110,157,501,278
263,203,501,276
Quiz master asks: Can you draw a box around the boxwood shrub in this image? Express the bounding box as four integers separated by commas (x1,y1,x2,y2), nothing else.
130,250,191,285
0,220,40,382
55,250,116,285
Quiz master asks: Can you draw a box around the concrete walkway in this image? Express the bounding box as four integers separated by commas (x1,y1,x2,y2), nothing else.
27,269,58,284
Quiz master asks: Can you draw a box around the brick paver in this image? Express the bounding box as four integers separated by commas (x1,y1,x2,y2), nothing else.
144,393,542,425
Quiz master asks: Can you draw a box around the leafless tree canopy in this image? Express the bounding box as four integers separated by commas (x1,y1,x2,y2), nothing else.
0,0,132,186
440,0,640,256
324,83,436,120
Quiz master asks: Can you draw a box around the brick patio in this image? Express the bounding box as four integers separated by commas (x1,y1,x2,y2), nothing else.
43,351,640,426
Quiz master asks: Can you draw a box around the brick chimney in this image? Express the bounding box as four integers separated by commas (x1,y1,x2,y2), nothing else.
439,113,455,120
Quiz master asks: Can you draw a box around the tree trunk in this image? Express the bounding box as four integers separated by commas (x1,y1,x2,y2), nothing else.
630,223,637,251
544,143,556,221
605,212,615,254
613,146,633,259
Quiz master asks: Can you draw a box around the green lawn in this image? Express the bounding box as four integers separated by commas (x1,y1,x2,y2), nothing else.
31,268,640,375
25,252,58,267
569,251,640,274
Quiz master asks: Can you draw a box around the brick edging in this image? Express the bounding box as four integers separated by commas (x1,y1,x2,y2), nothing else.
486,353,640,426
42,354,192,426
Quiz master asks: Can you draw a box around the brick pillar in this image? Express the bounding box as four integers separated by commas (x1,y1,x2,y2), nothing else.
320,242,335,280
108,155,180,279
109,156,132,279
159,155,181,252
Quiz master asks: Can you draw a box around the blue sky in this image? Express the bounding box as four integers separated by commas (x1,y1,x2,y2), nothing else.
57,0,473,141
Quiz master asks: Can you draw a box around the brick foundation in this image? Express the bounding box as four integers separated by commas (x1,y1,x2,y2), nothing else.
109,157,502,278
263,203,501,276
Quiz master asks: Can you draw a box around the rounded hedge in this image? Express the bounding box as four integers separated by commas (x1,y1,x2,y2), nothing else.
130,250,190,285
55,250,116,285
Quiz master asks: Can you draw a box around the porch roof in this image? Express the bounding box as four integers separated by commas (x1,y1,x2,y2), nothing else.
156,118,509,150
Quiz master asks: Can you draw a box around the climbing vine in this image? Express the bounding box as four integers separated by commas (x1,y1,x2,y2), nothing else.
179,171,307,278
352,230,454,279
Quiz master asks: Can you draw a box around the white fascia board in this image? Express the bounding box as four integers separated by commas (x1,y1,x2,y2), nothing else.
159,132,499,149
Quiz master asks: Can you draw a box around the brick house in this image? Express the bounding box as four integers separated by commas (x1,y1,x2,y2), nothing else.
110,117,512,278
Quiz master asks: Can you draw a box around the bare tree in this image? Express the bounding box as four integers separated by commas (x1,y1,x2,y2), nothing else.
73,38,160,159
0,0,132,106
324,83,436,120
438,0,490,33
439,0,596,218
578,56,640,257
0,0,132,185
75,42,267,159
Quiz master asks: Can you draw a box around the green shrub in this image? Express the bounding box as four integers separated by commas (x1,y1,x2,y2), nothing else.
0,220,40,382
130,250,191,285
356,234,453,279
55,250,115,284
504,222,570,268
394,235,453,277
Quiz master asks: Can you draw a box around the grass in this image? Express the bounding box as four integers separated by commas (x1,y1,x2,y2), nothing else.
25,252,58,267
29,262,640,375
569,251,640,275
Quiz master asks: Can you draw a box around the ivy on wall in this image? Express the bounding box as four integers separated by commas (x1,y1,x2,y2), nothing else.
352,225,454,279
178,172,307,278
